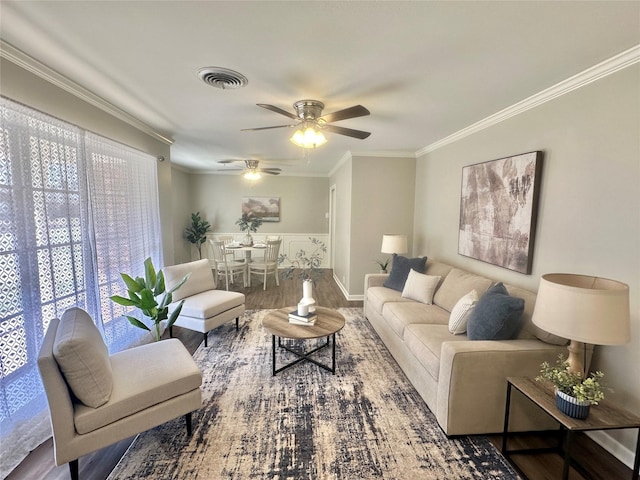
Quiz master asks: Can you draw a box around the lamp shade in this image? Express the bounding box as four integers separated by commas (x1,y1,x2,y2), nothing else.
532,273,630,345
381,234,408,255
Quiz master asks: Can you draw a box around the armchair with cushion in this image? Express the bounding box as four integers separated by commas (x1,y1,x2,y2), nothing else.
38,307,202,480
164,258,245,346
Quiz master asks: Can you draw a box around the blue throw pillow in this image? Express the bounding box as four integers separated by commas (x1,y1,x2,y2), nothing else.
383,254,427,292
466,283,524,340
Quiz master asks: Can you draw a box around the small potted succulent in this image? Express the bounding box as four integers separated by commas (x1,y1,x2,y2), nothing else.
536,354,606,419
236,212,263,246
374,258,390,274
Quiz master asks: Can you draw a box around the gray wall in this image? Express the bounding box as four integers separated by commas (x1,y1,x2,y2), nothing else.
351,155,416,294
414,64,640,460
330,154,416,296
172,173,330,263
0,59,175,264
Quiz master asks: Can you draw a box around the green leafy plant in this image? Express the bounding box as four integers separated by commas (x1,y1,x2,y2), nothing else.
278,237,326,283
374,258,390,273
236,212,263,233
110,257,190,341
184,212,212,259
536,354,606,405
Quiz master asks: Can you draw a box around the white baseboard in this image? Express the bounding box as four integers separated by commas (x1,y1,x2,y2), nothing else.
586,430,637,471
332,273,365,302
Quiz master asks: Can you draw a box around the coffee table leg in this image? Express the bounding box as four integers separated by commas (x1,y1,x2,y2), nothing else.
331,333,336,374
272,335,276,376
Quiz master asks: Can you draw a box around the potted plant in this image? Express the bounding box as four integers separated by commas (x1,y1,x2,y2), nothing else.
236,212,263,246
374,258,390,274
110,257,190,341
536,354,606,419
184,211,212,259
278,237,326,310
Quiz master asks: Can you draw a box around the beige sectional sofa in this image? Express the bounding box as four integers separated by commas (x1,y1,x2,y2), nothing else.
364,259,569,436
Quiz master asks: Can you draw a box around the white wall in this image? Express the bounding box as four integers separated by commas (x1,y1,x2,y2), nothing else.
330,158,353,292
414,64,640,464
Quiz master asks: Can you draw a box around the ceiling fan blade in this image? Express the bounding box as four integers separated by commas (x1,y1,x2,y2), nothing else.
217,159,244,164
322,124,371,140
257,104,299,120
261,170,281,176
261,168,282,173
241,124,296,132
319,105,370,123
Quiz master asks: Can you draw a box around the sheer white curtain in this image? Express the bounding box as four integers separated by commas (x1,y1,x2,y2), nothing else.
0,97,162,476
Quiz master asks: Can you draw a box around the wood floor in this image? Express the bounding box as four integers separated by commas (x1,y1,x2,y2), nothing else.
9,270,633,479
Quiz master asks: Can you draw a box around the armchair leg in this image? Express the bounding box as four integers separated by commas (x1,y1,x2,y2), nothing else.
169,326,173,338
204,332,208,347
236,317,239,331
185,411,193,436
69,459,79,480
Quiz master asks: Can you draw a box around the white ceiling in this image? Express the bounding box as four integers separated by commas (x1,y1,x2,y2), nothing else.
1,1,638,176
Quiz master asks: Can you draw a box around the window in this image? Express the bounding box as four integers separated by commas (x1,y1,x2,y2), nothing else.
0,97,162,475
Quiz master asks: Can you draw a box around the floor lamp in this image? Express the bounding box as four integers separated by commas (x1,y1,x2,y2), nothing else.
531,273,630,376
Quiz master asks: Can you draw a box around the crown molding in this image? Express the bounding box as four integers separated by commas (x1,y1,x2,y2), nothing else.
0,40,174,145
417,44,640,156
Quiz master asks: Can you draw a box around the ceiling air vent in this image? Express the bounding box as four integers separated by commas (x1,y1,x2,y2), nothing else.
197,67,248,90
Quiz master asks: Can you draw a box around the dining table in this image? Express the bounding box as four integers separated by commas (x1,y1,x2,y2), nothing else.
225,244,267,263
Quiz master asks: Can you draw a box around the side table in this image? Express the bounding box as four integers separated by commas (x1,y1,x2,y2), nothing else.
502,376,640,480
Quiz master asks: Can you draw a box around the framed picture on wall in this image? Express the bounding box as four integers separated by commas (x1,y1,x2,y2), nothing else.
242,197,280,222
458,151,543,274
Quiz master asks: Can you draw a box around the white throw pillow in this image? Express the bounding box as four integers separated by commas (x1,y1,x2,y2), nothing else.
401,269,441,305
448,289,479,334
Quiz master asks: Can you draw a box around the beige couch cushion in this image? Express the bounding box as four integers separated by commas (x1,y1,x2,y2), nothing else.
74,338,202,434
433,268,492,312
424,260,454,289
403,324,469,381
366,286,413,315
53,308,113,408
382,302,450,338
178,289,245,319
163,259,216,302
504,284,567,345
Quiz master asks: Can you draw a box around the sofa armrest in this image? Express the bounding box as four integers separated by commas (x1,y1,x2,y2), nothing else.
436,339,566,435
363,273,389,312
364,273,388,289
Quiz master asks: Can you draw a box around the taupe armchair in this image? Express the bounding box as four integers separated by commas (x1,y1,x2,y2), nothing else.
38,307,202,480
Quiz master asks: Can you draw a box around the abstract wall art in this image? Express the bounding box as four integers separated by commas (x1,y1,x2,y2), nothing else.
458,151,543,274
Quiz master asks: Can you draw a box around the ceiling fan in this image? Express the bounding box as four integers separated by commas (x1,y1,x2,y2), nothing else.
242,100,371,148
217,159,281,179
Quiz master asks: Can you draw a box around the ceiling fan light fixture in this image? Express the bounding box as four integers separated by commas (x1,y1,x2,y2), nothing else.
290,124,327,149
243,170,261,180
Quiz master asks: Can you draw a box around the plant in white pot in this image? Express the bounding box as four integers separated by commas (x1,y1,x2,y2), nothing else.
536,354,606,419
236,212,263,246
110,257,190,341
278,237,326,311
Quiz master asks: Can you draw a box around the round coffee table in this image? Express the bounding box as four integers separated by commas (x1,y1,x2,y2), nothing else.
262,306,345,375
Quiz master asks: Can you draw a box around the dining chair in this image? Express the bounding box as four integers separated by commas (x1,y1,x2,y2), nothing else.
216,235,238,261
209,240,247,290
248,239,281,290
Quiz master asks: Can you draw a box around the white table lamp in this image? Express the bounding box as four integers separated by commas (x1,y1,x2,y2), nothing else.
532,273,630,375
381,234,408,255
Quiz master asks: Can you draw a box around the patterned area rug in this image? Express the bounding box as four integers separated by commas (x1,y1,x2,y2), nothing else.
108,308,519,479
